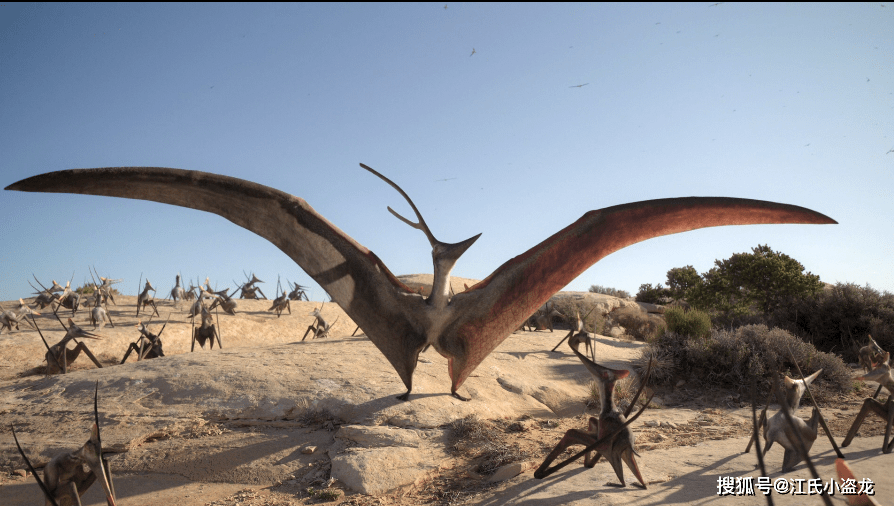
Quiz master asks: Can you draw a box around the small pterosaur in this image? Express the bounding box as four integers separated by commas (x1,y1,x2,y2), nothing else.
6,165,836,401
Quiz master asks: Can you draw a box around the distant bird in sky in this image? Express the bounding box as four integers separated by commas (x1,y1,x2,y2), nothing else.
444,4,447,9
804,143,811,147
569,83,589,88
470,48,476,57
887,148,893,154
435,177,457,182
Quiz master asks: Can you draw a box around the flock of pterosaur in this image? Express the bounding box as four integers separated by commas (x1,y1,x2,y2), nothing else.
1,271,320,374
3,164,888,504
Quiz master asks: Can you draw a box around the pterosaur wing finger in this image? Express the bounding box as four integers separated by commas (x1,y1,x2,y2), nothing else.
447,197,835,388
6,167,428,385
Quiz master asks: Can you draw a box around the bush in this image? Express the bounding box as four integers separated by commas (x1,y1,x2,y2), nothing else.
635,324,851,394
589,285,631,299
550,297,601,332
666,265,702,301
688,244,824,318
611,305,665,342
75,283,121,296
664,306,712,340
635,283,671,304
770,282,894,362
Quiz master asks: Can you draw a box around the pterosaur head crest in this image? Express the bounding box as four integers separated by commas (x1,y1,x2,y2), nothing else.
361,163,481,305
361,163,482,254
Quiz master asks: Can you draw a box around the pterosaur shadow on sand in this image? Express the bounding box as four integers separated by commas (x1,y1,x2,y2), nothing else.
589,335,644,349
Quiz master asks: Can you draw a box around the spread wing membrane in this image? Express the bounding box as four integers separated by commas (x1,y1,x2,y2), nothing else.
445,197,836,388
6,167,428,384
7,168,836,396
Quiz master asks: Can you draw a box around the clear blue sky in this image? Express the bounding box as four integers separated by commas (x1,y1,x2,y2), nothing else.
2,3,892,300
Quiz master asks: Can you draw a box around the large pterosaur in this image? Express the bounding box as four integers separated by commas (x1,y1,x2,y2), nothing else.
6,165,836,401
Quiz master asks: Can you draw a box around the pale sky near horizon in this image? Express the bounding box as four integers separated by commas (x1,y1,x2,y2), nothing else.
2,3,892,301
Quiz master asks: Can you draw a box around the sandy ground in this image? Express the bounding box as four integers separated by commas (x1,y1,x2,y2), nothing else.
1,287,892,505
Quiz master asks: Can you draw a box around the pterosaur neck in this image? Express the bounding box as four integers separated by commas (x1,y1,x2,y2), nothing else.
600,381,616,417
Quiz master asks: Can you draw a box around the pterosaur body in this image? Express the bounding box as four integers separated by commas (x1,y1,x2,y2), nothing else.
535,331,647,487
6,165,836,400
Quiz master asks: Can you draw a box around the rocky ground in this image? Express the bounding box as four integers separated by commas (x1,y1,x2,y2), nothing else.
1,280,891,505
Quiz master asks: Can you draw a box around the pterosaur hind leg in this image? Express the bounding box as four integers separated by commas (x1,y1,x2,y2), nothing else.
396,343,427,401
451,391,471,401
885,404,894,454
782,448,803,472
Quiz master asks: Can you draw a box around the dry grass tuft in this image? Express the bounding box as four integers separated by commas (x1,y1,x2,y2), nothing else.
297,408,342,428
448,414,532,475
611,305,665,341
634,348,675,385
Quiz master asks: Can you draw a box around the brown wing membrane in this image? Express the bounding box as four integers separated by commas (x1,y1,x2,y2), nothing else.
444,198,836,389
6,167,429,388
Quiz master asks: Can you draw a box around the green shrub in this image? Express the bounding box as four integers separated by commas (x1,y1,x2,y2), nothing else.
635,324,851,394
666,265,702,301
635,283,671,304
589,285,631,299
688,244,824,319
664,306,711,340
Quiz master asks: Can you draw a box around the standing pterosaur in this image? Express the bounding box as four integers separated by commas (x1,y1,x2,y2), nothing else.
6,165,836,401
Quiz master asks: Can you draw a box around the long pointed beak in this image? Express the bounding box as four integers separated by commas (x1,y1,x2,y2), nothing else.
437,233,482,263
804,368,822,385
75,329,104,339
88,421,117,506
94,453,117,506
620,446,647,489
606,447,627,486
